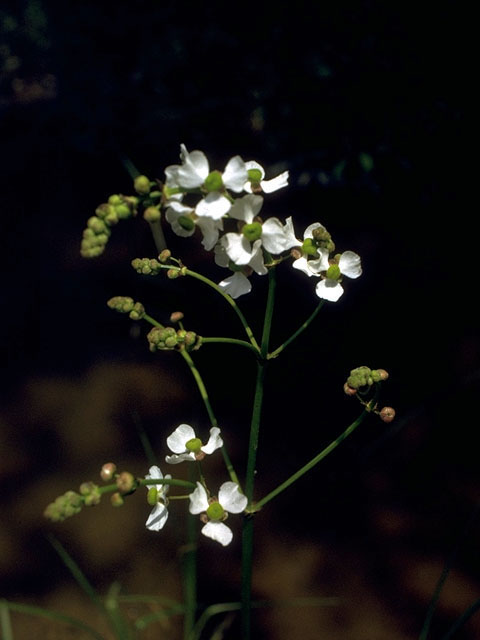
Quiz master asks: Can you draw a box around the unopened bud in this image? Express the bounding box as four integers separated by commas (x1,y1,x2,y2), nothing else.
116,471,136,494
111,492,124,507
100,462,117,482
170,311,184,323
379,407,395,423
134,175,151,195
143,206,161,223
158,249,171,263
343,382,357,396
167,269,179,279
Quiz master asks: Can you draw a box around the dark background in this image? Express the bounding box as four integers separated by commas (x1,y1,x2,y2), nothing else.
1,1,477,638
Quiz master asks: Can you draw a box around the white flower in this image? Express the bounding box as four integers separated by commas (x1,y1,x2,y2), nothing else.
291,222,330,277
315,251,362,302
222,195,298,270
165,201,223,250
189,481,248,546
165,424,223,464
145,465,171,531
171,145,248,220
244,160,289,194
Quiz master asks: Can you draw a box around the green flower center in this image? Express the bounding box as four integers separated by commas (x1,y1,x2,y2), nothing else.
242,222,262,242
147,487,158,506
247,168,262,183
326,264,341,280
178,215,195,231
185,437,203,453
302,238,318,256
206,501,225,521
204,170,224,192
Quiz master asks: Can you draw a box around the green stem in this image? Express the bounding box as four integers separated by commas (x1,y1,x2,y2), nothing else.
201,337,260,357
179,348,241,487
253,408,370,512
157,265,260,350
268,300,324,359
241,266,277,640
148,220,168,253
182,465,198,640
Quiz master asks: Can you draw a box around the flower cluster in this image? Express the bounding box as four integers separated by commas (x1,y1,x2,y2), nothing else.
80,144,363,302
144,423,246,546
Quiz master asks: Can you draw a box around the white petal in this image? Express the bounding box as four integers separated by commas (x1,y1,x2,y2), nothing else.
315,279,344,302
222,156,248,192
309,250,330,273
167,424,196,453
218,482,248,514
196,193,231,220
196,217,222,251
201,427,223,454
247,239,267,275
189,482,209,514
166,201,194,214
245,160,265,179
339,251,362,279
165,452,195,464
165,208,195,238
292,256,317,277
145,465,163,489
228,194,263,223
261,170,289,193
146,502,169,531
177,146,209,188
218,272,252,298
261,217,290,254
283,216,301,248
222,233,254,265
201,521,233,546
214,243,229,268
303,222,326,240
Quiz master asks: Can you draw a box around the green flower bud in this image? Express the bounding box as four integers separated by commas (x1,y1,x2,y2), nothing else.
143,206,161,223
95,203,115,219
147,487,158,506
108,194,123,206
184,331,197,347
134,175,151,195
347,366,372,390
170,311,184,323
185,437,202,453
129,302,145,321
131,257,162,275
242,222,262,242
203,170,223,192
114,203,131,219
372,368,389,382
167,268,180,279
104,210,119,226
206,501,225,521
87,216,109,235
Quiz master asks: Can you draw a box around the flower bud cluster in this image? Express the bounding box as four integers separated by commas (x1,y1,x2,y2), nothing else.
107,296,145,321
131,257,163,276
80,194,139,258
345,366,388,391
44,490,84,522
147,326,200,352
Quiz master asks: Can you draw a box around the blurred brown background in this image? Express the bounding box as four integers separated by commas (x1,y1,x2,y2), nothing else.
1,1,477,638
